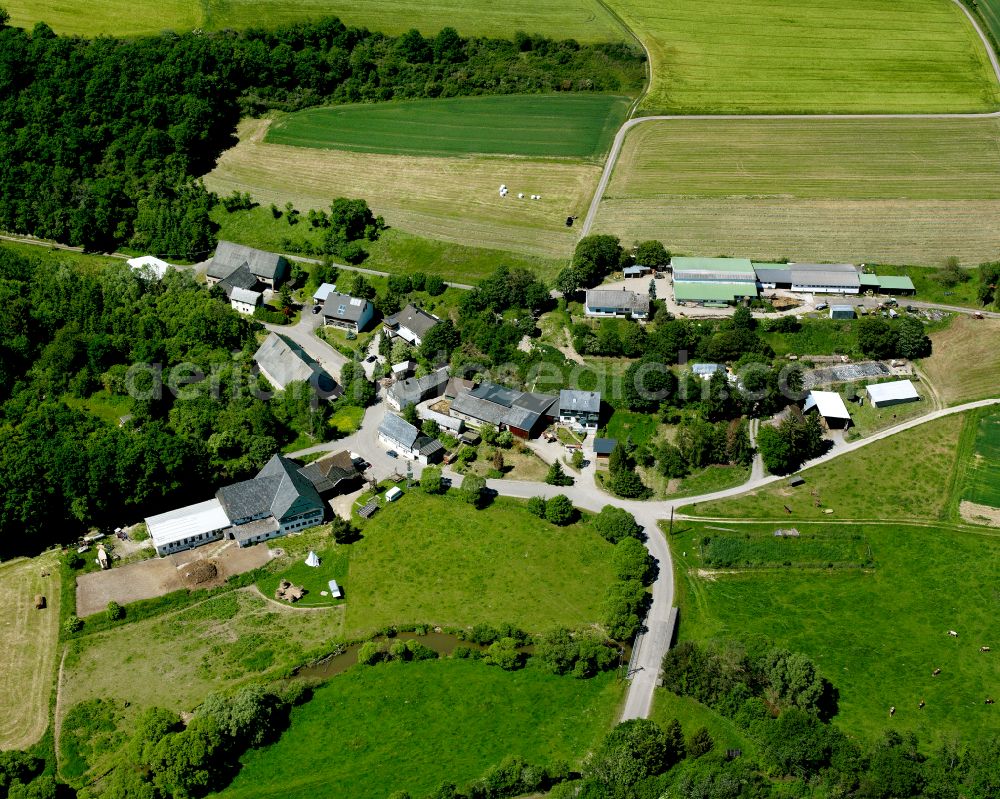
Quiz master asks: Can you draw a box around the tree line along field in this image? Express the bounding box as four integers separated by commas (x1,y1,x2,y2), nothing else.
216,659,623,799
668,519,1000,746
595,117,1000,265
205,118,600,259
266,94,631,159
4,0,629,41
605,0,1000,113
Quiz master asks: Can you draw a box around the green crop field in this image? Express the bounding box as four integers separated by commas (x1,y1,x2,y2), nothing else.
977,0,1000,45
685,413,966,521
267,95,631,159
595,117,1000,266
962,411,1000,509
205,119,600,259
668,519,1000,745
218,659,623,799
5,0,628,42
605,0,1000,113
343,492,615,634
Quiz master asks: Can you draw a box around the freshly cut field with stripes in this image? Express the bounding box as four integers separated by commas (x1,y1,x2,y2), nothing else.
5,0,628,41
594,117,1000,265
266,95,631,159
605,0,1000,113
206,119,599,258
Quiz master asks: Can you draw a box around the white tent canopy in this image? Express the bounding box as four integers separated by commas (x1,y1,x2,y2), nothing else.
304,550,320,568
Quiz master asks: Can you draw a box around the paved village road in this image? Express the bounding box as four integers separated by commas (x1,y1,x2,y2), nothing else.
294,390,999,722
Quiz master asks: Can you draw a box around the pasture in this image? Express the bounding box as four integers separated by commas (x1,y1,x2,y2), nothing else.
921,315,1000,405
668,520,1000,745
4,0,628,42
343,492,615,635
605,0,1000,113
59,588,340,714
0,551,60,750
205,119,599,259
684,413,966,521
596,117,1000,266
267,95,630,159
651,689,757,758
218,659,623,799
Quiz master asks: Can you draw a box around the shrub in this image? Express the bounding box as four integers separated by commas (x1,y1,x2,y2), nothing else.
545,461,574,486
612,538,656,585
420,465,444,494
526,496,547,518
426,275,446,296
63,615,83,634
593,505,642,544
687,726,714,759
105,601,124,622
357,641,383,665
544,494,576,526
485,637,524,671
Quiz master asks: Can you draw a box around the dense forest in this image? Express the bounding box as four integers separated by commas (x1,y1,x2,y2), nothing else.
0,246,372,556
0,11,644,258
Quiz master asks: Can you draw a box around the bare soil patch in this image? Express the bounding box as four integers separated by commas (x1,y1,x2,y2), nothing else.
959,500,1000,527
76,542,272,617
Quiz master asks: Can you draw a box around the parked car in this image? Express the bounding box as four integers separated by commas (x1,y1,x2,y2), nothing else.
311,304,321,314
387,450,398,459
366,354,377,362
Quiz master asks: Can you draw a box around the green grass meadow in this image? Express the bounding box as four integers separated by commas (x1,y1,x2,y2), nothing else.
344,492,615,634
5,0,628,42
267,95,631,159
607,0,1000,113
218,659,623,799
685,413,967,521
668,519,1000,746
760,319,860,357
650,689,758,758
977,0,1000,46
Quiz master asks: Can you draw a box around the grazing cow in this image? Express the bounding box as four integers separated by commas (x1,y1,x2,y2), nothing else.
980,646,991,653
933,668,942,676
948,630,958,637
918,700,925,709
889,706,896,717
986,698,995,705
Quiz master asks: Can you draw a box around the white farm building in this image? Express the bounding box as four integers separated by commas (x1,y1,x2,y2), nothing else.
866,380,919,408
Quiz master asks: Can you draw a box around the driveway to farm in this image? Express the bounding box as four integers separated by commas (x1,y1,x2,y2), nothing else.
580,0,1000,239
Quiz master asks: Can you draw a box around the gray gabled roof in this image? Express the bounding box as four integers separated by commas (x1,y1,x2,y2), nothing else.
379,413,420,449
585,289,650,314
514,392,559,415
450,391,508,426
559,389,600,415
253,332,336,394
388,368,450,409
209,241,288,281
322,292,371,323
385,304,441,339
416,436,445,457
593,437,617,455
298,451,358,493
218,263,261,297
229,286,262,305
217,454,323,523
469,381,520,408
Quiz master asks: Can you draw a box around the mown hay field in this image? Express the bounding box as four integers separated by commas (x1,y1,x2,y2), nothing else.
267,94,631,159
606,0,1000,113
594,118,1000,265
921,316,1000,405
0,552,60,750
5,0,628,41
205,119,600,258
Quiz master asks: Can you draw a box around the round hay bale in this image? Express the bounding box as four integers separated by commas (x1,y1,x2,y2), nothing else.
181,560,218,587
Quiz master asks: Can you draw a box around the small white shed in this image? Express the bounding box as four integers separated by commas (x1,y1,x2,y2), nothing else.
385,486,403,503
